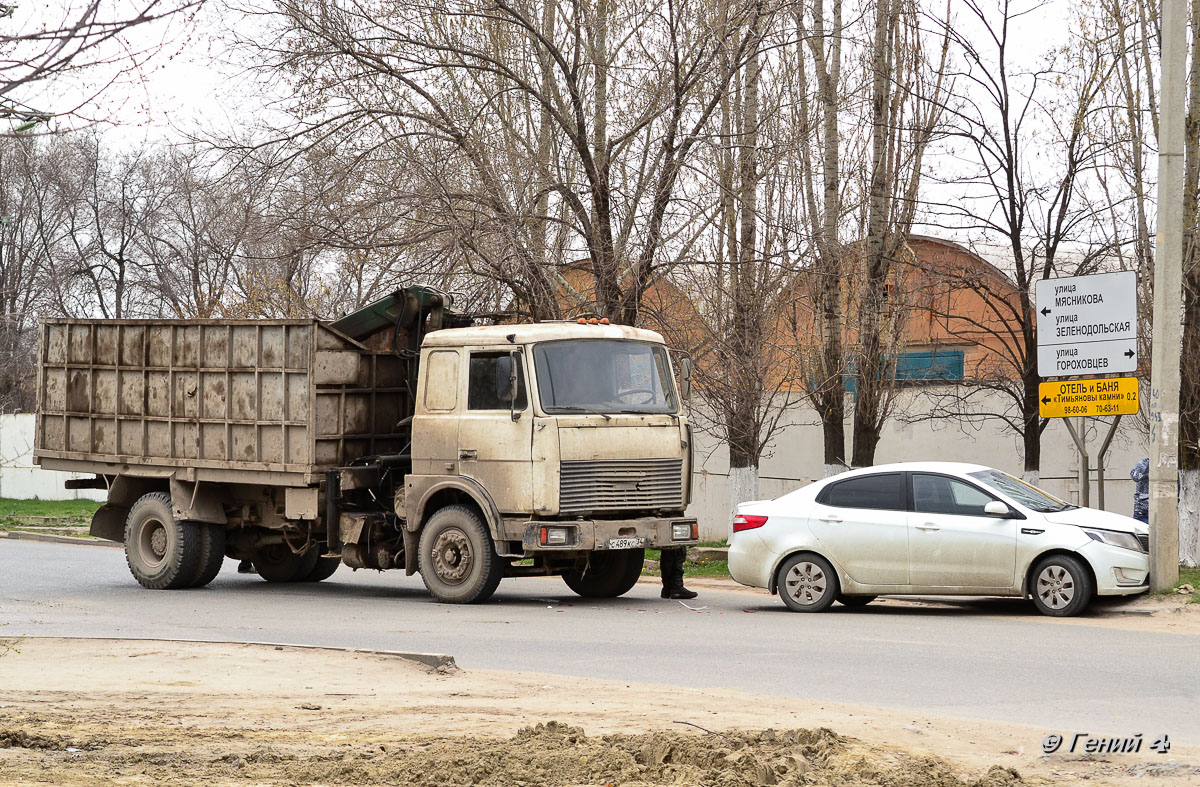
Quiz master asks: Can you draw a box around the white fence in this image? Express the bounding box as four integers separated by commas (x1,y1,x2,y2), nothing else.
0,414,106,502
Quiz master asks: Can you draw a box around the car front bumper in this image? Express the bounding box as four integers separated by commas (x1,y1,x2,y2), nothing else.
1078,540,1150,596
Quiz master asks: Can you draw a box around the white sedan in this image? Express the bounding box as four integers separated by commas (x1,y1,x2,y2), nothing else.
728,462,1149,616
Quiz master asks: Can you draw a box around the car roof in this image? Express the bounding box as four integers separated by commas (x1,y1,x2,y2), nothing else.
823,461,995,480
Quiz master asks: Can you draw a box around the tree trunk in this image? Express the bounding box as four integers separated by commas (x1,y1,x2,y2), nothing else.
850,0,898,468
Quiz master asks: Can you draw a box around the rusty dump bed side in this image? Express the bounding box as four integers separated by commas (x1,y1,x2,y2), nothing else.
34,319,411,485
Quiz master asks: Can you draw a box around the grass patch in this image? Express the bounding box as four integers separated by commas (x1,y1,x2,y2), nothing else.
0,498,100,519
1178,568,1200,603
0,498,99,532
644,542,731,580
1154,567,1200,602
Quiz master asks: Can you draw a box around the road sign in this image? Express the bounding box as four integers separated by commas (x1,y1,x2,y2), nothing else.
1038,376,1139,418
1035,271,1138,376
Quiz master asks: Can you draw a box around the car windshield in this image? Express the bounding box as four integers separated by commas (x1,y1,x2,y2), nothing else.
533,339,677,414
968,469,1075,513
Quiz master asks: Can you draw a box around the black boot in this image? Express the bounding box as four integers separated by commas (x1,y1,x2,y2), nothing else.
659,547,698,599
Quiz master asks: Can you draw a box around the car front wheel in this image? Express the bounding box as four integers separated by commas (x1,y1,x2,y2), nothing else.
777,554,838,612
1030,554,1093,617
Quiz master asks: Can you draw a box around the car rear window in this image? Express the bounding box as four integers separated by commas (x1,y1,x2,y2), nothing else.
821,473,905,511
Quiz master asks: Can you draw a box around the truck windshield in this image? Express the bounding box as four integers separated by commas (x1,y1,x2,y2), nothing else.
533,340,677,414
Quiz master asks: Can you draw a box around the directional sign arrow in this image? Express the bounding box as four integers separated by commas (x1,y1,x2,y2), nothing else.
1041,396,1052,405
1040,307,1051,316
1124,349,1135,358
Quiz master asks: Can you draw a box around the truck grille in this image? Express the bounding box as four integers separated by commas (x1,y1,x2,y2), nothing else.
560,458,684,514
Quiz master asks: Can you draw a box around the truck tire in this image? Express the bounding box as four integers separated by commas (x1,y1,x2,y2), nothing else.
563,548,645,598
124,492,204,590
189,524,227,588
303,556,341,582
252,544,320,583
418,505,502,604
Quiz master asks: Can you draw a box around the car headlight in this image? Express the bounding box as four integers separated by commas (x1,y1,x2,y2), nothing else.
1082,527,1144,552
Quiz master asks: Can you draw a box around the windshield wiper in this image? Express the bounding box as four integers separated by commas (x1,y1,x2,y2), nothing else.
552,406,612,421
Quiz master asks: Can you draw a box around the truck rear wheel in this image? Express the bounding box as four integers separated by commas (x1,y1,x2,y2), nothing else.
563,548,645,598
303,556,341,582
189,524,227,588
418,505,502,604
253,544,320,583
124,492,204,590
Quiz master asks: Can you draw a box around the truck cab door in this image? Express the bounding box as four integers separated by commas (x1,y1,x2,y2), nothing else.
458,349,534,513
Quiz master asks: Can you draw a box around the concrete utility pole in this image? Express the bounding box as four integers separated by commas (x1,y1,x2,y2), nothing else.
1149,0,1186,591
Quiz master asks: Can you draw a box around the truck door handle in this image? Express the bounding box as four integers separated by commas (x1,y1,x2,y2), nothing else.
459,449,477,460
817,515,842,523
916,523,940,531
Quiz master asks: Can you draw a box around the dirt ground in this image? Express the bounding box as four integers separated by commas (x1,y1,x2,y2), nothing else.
1,638,1197,786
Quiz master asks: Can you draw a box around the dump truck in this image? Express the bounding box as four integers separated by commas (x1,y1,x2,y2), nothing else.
33,287,698,603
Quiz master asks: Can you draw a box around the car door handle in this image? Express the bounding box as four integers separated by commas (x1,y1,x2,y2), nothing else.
916,523,940,531
817,515,843,523
459,449,477,460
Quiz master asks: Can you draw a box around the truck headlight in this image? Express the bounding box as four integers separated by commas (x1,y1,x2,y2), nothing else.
1082,527,1143,552
672,523,694,541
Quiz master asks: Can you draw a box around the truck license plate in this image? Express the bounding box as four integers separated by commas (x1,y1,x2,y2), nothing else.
606,537,646,550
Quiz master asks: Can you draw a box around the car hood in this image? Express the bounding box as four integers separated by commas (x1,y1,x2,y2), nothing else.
1041,506,1147,536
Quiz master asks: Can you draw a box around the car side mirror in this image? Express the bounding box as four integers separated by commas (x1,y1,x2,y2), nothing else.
679,357,693,403
984,501,1011,518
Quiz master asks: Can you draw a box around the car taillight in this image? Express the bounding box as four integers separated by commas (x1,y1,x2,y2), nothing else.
732,514,768,533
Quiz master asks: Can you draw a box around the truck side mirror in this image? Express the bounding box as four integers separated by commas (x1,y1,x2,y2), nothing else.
508,350,521,421
679,357,693,404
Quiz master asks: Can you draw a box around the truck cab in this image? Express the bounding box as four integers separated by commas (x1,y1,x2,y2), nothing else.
403,321,698,602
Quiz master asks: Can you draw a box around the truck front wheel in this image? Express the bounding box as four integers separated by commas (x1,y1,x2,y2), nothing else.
563,548,645,598
418,505,502,604
124,492,204,590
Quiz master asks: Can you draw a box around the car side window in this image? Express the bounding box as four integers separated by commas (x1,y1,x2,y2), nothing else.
468,352,528,411
822,473,905,511
912,474,998,517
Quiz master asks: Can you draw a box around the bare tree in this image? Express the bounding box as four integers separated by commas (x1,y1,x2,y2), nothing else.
233,0,767,322
917,0,1119,483
792,0,854,476
0,136,52,411
655,1,810,533
1,0,204,122
848,0,947,467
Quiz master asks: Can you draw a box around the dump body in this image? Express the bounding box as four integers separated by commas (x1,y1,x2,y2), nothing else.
35,319,409,485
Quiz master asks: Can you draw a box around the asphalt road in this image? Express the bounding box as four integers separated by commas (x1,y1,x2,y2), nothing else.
3,539,1197,741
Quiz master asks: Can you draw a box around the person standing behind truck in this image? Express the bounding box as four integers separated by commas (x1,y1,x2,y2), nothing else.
660,547,697,599
1130,457,1150,524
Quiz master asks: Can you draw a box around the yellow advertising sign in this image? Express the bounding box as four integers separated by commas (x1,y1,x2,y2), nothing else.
1038,377,1139,418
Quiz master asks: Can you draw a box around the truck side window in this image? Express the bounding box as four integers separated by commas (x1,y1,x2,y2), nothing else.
423,350,459,411
468,352,528,411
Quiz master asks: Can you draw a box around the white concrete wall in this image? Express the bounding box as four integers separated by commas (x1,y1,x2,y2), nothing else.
3,395,1147,537
685,388,1147,541
0,414,107,502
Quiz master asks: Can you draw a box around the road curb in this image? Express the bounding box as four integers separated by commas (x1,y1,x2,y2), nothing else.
18,635,457,671
0,530,119,548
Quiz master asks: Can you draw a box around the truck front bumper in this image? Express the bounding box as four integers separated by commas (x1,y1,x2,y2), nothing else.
520,517,698,551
